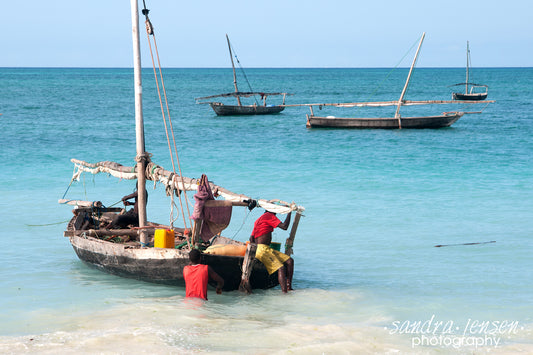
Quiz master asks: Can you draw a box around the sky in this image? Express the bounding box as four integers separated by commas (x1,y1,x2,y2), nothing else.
1,0,532,68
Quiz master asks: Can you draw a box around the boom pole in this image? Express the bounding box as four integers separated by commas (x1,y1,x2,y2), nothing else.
395,32,425,128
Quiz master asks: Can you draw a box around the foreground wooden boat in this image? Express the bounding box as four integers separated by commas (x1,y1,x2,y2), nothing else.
195,35,290,116
62,196,293,291
59,1,304,292
299,33,492,129
450,41,488,101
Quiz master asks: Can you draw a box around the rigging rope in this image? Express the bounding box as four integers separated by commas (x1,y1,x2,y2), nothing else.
402,35,424,100
355,36,422,116
228,206,251,240
26,219,72,227
228,40,259,106
61,165,79,199
142,2,192,244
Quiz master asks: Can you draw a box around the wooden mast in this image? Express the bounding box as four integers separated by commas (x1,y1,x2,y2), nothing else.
284,211,302,256
130,0,148,245
395,32,425,129
226,34,242,106
465,41,470,95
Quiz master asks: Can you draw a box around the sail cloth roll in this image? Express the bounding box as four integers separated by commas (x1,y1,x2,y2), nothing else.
71,159,139,180
70,159,305,216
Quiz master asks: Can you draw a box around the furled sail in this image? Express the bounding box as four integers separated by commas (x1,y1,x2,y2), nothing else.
70,159,303,214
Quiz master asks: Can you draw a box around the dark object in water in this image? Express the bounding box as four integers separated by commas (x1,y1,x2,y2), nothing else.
434,241,496,248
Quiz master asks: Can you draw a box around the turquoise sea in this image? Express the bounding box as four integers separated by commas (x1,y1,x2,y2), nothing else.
1,67,532,354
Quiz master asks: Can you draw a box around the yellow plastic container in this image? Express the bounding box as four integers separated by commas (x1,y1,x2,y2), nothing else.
154,229,175,248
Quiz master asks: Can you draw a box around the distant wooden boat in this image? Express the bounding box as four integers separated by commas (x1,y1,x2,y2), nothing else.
195,35,290,116
451,41,488,101
307,111,464,129
303,33,491,129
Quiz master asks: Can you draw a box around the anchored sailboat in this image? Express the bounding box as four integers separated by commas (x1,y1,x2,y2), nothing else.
195,35,290,116
299,33,492,129
450,41,488,101
60,1,304,292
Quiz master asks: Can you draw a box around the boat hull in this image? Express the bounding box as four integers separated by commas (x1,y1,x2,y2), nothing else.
452,92,487,101
306,112,464,129
210,103,285,116
68,230,278,291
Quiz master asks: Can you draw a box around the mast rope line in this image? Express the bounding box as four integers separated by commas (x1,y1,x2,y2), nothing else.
355,36,423,116
228,206,252,240
465,100,491,113
27,219,73,227
61,165,79,200
402,36,424,102
228,40,259,106
142,1,192,238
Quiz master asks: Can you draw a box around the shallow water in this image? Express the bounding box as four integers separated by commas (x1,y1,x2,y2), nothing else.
0,67,532,354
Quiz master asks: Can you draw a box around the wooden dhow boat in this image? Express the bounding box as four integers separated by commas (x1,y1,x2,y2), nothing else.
59,1,304,292
300,33,492,129
450,41,488,101
195,35,290,116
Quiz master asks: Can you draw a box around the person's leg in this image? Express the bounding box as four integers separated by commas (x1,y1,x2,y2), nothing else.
285,258,294,291
277,265,288,293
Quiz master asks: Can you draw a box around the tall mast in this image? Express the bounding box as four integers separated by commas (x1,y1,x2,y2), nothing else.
130,0,148,244
226,34,242,106
395,32,425,128
465,41,470,94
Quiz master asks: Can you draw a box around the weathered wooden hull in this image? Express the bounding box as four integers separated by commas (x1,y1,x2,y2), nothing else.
452,92,487,101
306,112,464,129
69,234,278,291
67,217,278,291
210,103,284,116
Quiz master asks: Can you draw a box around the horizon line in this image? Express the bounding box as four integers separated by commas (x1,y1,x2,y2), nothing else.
1,66,532,70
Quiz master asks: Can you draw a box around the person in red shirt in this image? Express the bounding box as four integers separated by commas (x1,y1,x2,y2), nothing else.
183,249,224,300
250,210,294,293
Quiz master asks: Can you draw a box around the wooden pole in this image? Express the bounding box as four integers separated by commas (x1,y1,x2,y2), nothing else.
226,34,241,106
284,211,301,256
130,0,148,245
395,32,426,128
191,219,203,247
465,41,470,94
239,242,257,293
64,229,154,238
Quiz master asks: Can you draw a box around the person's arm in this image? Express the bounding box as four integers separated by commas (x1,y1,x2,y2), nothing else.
208,267,224,294
122,191,138,205
277,212,292,230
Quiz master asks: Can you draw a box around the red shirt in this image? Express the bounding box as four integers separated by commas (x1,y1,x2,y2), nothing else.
183,264,209,300
251,212,281,239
